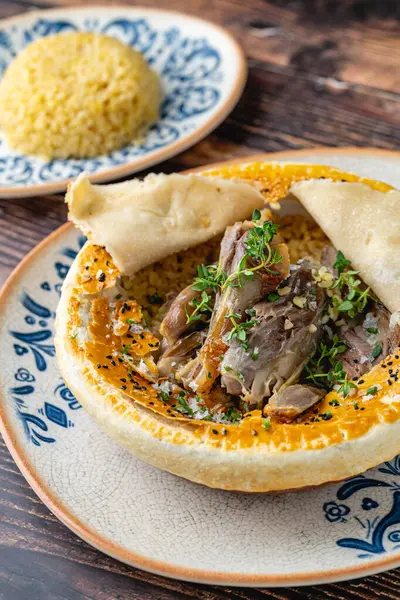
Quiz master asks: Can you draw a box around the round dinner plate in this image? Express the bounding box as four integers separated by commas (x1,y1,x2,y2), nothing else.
2,147,400,587
0,6,246,198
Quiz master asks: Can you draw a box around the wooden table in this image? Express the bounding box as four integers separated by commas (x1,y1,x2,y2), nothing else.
0,1,399,598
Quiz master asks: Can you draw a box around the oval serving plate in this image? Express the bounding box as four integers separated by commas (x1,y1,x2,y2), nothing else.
0,6,246,198
2,147,400,587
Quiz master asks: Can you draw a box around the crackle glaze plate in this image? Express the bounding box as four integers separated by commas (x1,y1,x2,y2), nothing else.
2,147,400,587
0,6,246,198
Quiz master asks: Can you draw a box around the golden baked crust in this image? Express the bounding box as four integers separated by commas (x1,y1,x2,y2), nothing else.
56,162,400,492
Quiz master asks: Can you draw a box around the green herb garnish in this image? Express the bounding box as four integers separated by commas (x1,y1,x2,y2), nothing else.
370,343,382,361
333,250,351,274
158,391,170,403
186,217,283,318
366,327,378,334
225,312,257,349
175,391,194,416
366,386,378,396
320,410,332,421
262,417,271,430
185,290,213,324
225,407,242,423
267,292,280,302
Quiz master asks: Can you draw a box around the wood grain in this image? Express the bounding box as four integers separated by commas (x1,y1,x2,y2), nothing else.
0,0,400,598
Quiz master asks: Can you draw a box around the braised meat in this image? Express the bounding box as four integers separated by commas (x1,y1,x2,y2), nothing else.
266,384,325,421
176,220,290,394
221,260,326,409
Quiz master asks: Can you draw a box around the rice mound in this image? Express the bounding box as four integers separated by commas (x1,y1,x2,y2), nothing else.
0,32,161,159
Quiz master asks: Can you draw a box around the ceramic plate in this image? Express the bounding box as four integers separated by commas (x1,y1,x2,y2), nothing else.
0,6,246,198
2,148,400,587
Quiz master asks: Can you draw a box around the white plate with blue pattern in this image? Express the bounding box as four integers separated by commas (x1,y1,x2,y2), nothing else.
2,147,400,587
0,6,246,198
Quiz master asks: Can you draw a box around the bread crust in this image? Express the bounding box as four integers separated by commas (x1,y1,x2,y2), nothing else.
56,162,400,492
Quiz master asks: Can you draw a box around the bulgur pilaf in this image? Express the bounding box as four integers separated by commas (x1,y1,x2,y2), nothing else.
0,32,161,159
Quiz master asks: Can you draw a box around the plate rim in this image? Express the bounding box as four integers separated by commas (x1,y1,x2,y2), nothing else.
1,146,400,587
0,5,247,199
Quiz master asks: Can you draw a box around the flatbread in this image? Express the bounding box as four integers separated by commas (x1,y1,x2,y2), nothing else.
66,173,265,276
290,180,400,313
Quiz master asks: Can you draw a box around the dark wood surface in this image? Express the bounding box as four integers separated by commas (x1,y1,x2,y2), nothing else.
0,0,400,598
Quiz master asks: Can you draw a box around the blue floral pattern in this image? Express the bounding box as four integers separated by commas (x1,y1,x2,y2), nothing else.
323,460,400,558
0,14,225,187
8,235,84,446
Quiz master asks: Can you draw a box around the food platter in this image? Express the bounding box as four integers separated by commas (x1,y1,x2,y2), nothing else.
0,6,246,198
1,147,400,587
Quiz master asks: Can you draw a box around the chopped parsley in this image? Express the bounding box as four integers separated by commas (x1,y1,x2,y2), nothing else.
366,327,378,334
320,410,332,421
158,391,170,403
267,292,280,302
175,392,194,416
262,417,271,430
225,406,242,423
370,343,382,361
366,386,378,396
251,347,259,361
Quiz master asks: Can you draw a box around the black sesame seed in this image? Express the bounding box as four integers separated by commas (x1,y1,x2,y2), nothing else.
354,359,359,364
98,272,106,282
352,376,358,381
111,360,116,366
97,364,101,369
395,355,399,359
118,358,123,363
149,401,154,405
94,258,98,263
120,378,127,383
106,355,112,359
251,429,258,436
139,333,144,340
358,379,364,384
102,365,108,369
388,361,393,366
212,429,218,435
127,333,133,339
388,380,393,386
121,385,127,390
360,407,365,411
